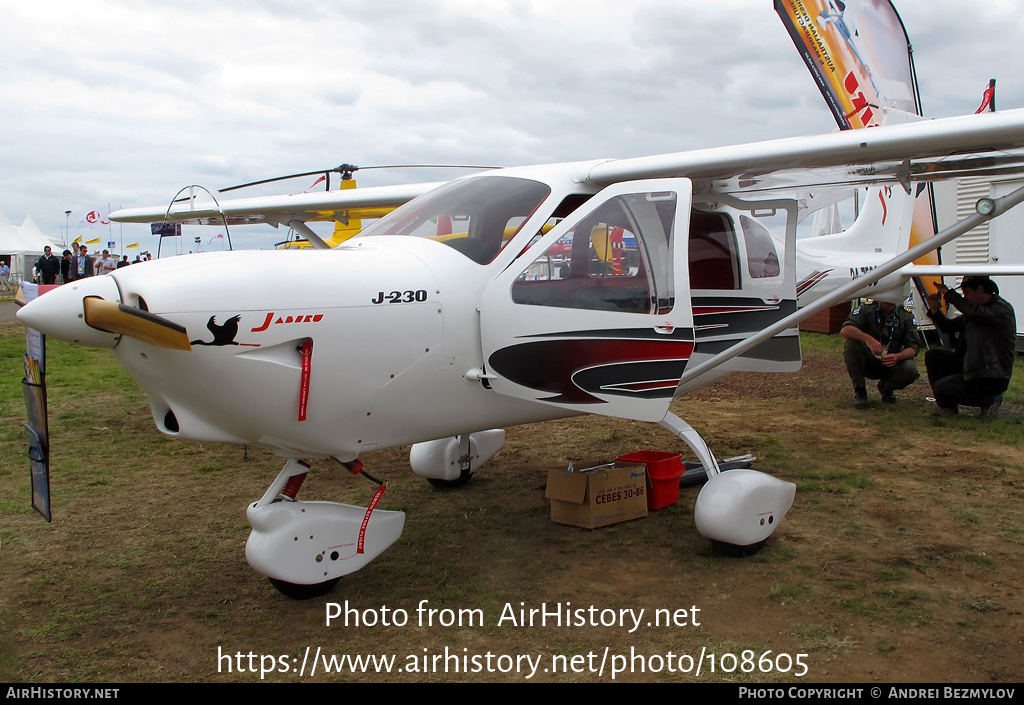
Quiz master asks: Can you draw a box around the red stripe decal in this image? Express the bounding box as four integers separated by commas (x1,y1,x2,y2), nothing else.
298,341,312,421
693,306,778,315
357,485,386,554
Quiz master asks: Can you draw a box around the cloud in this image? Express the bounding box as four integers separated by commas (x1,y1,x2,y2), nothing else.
2,0,1023,252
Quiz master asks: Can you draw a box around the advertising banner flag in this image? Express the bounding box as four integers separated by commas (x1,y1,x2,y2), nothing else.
775,0,918,128
776,0,939,291
19,282,51,522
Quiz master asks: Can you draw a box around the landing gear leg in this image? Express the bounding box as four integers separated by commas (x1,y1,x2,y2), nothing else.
660,412,721,478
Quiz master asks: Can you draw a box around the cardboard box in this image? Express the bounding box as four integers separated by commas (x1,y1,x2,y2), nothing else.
545,461,648,529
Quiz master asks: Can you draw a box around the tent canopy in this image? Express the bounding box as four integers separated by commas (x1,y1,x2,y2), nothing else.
0,210,64,281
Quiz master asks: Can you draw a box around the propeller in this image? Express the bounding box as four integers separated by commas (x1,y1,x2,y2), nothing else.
82,297,191,351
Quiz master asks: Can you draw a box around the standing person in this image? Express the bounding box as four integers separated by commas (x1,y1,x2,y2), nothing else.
97,250,117,276
70,245,95,280
60,250,73,283
925,277,1016,417
840,298,923,409
117,255,130,269
34,246,61,285
0,260,10,292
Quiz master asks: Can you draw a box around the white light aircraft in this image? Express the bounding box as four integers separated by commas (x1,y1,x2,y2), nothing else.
18,97,1024,600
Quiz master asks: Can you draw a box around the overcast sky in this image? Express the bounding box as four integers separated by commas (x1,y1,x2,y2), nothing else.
2,0,1023,254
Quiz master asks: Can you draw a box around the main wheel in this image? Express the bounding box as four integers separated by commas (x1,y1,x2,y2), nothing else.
269,577,341,600
426,469,473,489
711,539,766,558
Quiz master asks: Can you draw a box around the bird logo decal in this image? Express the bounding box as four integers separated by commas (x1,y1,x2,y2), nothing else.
189,315,258,347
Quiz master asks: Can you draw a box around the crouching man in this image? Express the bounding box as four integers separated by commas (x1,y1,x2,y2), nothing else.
841,298,923,409
925,276,1015,417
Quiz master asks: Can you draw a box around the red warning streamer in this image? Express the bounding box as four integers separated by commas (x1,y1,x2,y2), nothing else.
357,485,387,554
976,80,996,114
298,340,312,421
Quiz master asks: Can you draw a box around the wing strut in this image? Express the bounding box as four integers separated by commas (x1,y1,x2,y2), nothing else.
286,220,331,250
676,184,1024,388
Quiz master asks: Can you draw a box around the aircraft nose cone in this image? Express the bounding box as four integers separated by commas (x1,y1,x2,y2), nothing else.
17,277,122,348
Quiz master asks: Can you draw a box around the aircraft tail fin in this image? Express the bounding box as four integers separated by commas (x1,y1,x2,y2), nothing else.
805,181,916,259
803,109,920,258
326,179,362,246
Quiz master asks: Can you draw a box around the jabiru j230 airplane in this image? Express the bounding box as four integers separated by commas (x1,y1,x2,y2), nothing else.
18,105,1024,597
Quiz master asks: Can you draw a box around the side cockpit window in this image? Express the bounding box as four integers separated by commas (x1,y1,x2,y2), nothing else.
512,194,595,259
512,191,676,315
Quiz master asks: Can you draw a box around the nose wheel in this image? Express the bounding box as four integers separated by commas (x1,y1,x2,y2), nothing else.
269,577,342,600
426,468,473,489
246,459,406,599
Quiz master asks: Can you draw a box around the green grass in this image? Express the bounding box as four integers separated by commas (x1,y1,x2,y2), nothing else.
768,582,812,603
3,323,1024,682
789,624,859,655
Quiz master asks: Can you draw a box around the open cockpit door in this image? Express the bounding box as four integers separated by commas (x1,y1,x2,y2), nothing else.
679,194,801,393
479,179,693,422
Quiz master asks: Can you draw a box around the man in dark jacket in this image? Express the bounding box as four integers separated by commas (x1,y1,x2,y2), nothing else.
925,276,1016,417
60,250,73,283
34,246,61,285
68,245,95,281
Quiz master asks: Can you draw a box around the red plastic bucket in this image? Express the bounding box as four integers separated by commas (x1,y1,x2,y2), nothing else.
616,451,684,510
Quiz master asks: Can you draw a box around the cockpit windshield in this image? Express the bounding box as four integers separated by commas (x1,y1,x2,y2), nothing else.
355,176,551,264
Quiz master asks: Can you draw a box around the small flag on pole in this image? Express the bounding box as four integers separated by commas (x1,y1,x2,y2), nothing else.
78,208,110,229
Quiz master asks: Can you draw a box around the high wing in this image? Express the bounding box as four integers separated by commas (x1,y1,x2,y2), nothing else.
110,108,1024,227
110,181,445,227
587,108,1024,194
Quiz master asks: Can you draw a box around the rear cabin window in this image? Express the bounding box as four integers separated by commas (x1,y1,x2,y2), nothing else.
688,210,739,290
739,214,781,279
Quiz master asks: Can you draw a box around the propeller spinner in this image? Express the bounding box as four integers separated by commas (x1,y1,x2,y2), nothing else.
17,277,191,351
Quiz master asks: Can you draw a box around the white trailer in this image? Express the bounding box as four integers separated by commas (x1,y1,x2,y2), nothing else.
935,177,1024,351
